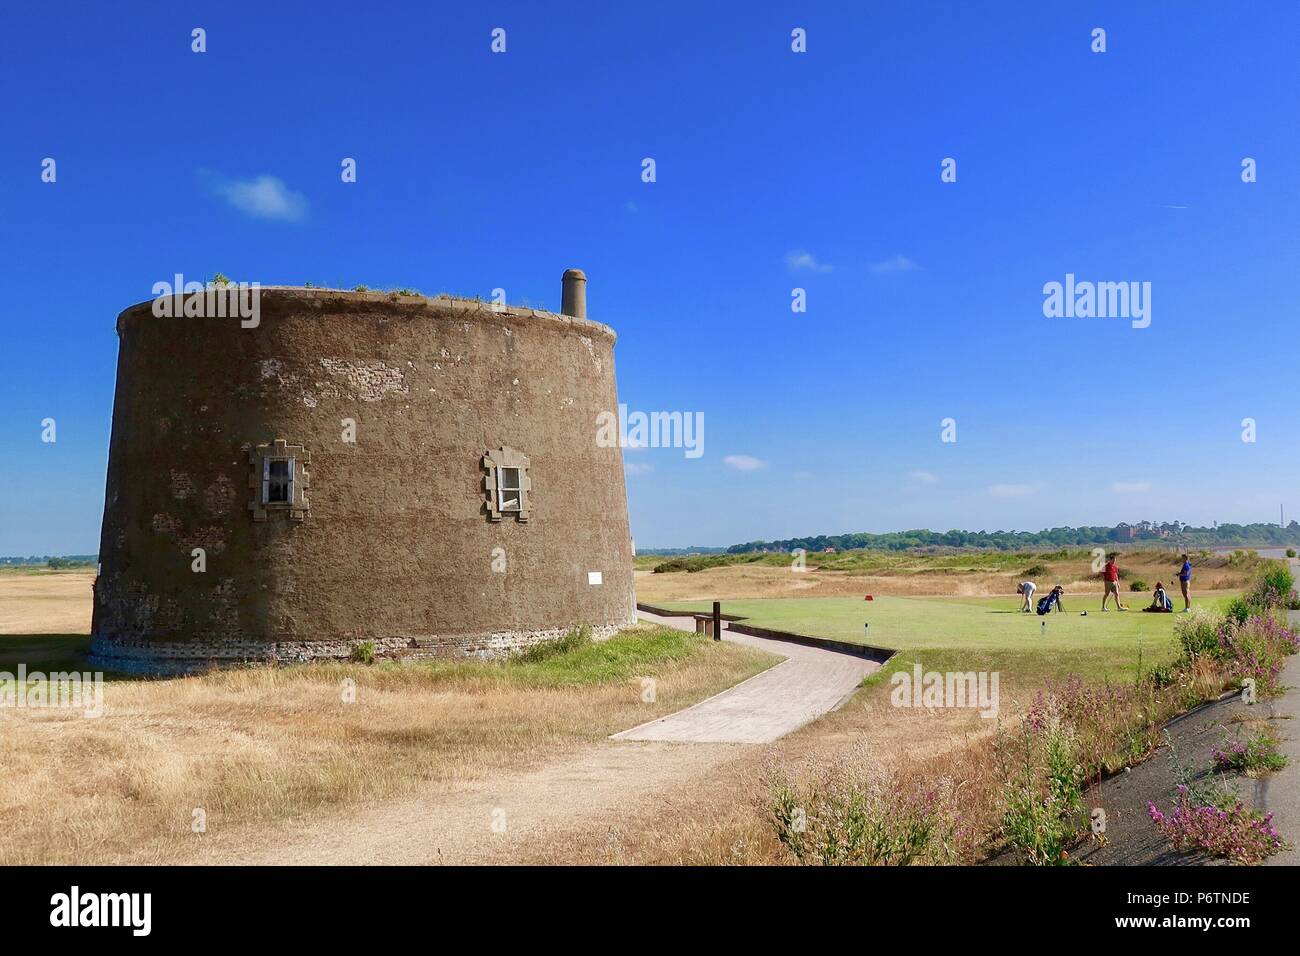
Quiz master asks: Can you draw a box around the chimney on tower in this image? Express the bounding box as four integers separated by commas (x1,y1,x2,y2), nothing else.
561,268,587,319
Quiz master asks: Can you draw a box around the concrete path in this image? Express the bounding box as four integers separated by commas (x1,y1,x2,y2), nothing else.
1259,622,1300,866
612,610,878,744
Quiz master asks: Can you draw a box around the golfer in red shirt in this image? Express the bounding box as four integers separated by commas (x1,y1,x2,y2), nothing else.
1102,554,1126,611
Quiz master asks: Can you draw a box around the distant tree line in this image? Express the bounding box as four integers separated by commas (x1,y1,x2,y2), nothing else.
0,554,97,568
725,522,1300,555
637,546,730,557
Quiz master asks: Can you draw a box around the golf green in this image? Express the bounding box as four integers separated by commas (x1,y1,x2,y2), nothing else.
660,595,1230,685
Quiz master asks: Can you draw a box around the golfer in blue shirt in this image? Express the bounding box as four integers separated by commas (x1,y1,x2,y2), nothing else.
1176,554,1192,612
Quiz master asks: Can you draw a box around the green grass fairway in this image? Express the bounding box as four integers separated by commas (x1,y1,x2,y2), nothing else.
661,595,1233,687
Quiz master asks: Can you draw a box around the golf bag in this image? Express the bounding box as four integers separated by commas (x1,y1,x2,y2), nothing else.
1036,590,1059,615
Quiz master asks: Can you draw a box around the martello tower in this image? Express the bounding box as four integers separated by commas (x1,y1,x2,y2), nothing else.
90,270,636,673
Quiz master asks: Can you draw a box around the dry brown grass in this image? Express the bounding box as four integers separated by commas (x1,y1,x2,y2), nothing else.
0,568,95,633
0,573,774,864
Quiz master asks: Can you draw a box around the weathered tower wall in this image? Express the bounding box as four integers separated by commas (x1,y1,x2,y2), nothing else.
90,284,636,673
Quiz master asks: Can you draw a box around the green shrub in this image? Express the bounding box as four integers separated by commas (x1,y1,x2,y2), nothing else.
770,771,969,866
1022,564,1049,578
652,553,765,574
1213,726,1288,776
1175,607,1226,661
1176,610,1300,698
1147,662,1177,688
1221,615,1299,699
1287,549,1296,559
1246,563,1295,613
1261,562,1292,593
1001,722,1085,866
1224,596,1252,626
1129,579,1147,592
349,640,376,665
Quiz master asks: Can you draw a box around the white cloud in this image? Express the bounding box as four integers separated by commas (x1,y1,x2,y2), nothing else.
624,462,653,476
989,483,1034,498
724,454,766,472
869,254,921,274
208,173,309,221
910,470,938,484
1112,481,1152,494
785,250,832,273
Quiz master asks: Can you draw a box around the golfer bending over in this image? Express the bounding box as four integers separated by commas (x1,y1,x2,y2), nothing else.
1017,580,1036,613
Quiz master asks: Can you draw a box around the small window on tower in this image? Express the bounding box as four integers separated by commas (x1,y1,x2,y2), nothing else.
497,466,522,512
264,457,294,505
482,447,530,522
249,440,310,522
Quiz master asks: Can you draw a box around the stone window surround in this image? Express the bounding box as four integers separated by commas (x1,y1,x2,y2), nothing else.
249,439,310,522
482,446,531,521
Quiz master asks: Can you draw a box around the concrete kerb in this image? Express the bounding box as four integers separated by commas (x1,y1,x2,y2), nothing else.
635,601,896,665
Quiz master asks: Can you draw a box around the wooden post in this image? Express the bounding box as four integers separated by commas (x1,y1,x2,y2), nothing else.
712,601,721,641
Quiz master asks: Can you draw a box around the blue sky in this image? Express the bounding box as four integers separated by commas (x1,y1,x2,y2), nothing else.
2,1,1298,554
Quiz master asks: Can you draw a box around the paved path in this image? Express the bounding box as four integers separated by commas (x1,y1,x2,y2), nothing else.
1259,619,1300,866
611,611,879,744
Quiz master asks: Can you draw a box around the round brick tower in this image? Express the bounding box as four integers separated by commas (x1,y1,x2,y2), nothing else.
90,275,636,673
